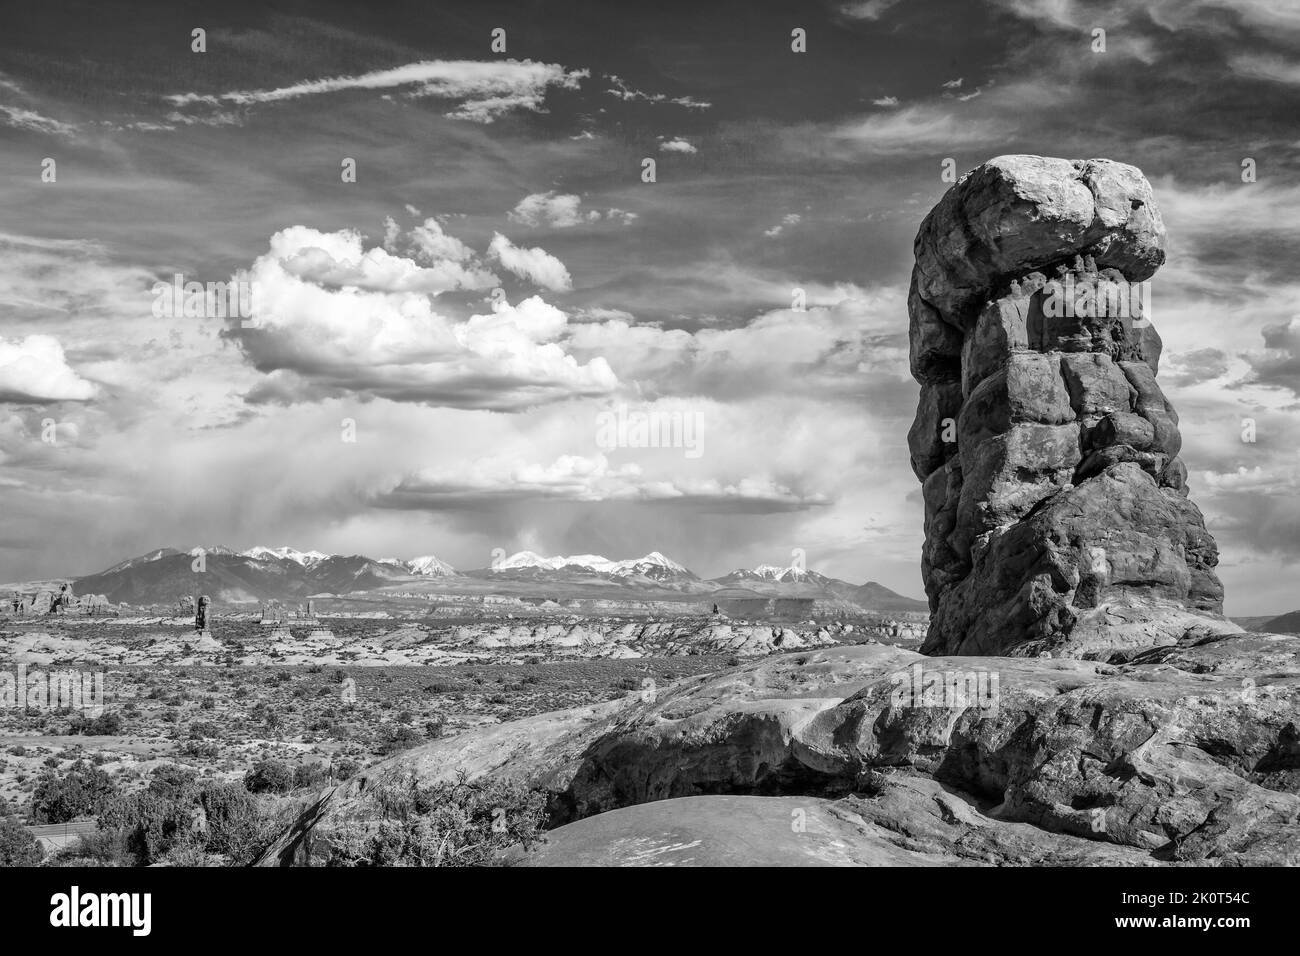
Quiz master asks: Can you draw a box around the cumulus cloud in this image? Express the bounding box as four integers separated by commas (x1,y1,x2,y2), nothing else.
166,59,588,123
275,223,497,294
1241,318,1300,396
658,136,697,154
509,192,597,228
228,223,611,409
487,233,573,291
0,335,98,402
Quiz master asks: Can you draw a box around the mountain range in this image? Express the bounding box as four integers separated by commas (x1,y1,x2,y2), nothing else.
58,546,929,612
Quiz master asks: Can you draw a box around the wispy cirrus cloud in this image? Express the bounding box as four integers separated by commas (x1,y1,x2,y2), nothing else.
166,58,588,123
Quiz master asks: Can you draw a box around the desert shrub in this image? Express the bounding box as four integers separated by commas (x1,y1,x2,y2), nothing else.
198,783,268,863
377,726,423,755
155,843,223,866
178,741,219,759
332,758,362,781
292,763,327,790
187,721,220,739
148,764,198,802
425,719,445,739
66,711,124,735
30,760,119,824
244,759,294,794
97,790,196,866
48,829,130,867
199,698,216,711
0,816,43,866
320,770,545,867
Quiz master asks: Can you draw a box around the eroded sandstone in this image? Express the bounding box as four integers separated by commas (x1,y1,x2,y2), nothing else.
908,155,1228,657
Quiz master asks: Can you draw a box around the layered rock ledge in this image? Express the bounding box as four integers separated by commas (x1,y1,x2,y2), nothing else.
259,637,1300,867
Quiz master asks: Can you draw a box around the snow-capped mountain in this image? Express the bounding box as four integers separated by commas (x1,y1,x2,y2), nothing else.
241,546,331,567
717,565,824,584
69,543,925,609
406,555,457,576
490,550,695,580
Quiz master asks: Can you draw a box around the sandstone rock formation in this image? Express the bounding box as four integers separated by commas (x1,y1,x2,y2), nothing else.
258,636,1300,867
907,155,1229,657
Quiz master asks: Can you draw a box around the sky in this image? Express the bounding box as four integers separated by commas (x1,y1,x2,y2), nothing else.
1,0,1298,613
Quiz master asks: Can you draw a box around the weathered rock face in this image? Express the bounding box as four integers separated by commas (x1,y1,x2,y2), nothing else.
908,155,1227,657
259,636,1300,867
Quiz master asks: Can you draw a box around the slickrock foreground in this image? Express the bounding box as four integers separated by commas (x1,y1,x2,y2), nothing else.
260,636,1300,866
908,155,1229,658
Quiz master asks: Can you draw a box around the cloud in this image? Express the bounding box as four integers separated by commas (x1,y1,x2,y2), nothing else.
1201,464,1300,564
1228,53,1300,85
763,213,802,238
0,104,76,136
872,95,900,107
373,452,826,510
510,192,595,228
228,224,612,409
508,192,638,228
603,75,711,109
487,233,573,291
1163,347,1231,387
1241,318,1300,396
166,59,588,123
0,335,98,403
828,104,1010,154
275,223,496,294
658,136,697,154
839,0,905,19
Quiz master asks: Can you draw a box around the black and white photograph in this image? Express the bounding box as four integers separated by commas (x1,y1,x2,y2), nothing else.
0,0,1293,934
